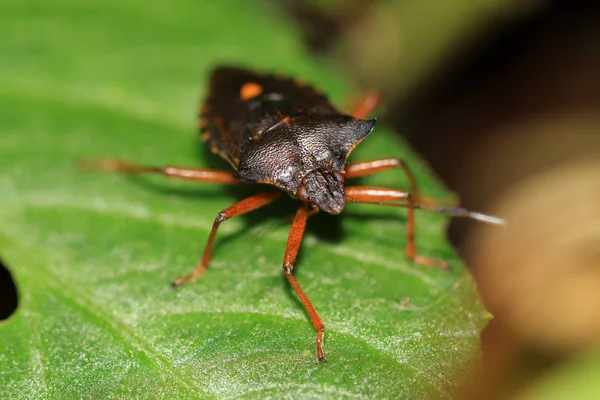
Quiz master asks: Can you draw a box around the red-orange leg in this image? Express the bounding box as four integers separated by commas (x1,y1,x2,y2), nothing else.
346,186,449,270
283,206,326,362
349,91,383,119
345,158,456,207
345,157,420,199
173,191,282,287
79,158,242,184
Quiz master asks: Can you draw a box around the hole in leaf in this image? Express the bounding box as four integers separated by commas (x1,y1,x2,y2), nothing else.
0,258,18,320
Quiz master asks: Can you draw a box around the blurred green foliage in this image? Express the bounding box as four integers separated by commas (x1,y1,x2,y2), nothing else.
515,348,600,400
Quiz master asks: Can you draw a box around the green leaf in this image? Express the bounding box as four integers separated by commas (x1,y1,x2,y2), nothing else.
514,349,600,400
0,1,488,398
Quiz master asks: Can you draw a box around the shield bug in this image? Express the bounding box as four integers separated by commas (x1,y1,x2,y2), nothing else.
84,67,504,362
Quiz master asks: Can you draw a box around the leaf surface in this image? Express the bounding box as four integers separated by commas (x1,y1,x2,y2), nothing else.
0,1,488,398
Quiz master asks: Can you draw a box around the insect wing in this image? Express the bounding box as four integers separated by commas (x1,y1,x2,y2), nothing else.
200,67,339,168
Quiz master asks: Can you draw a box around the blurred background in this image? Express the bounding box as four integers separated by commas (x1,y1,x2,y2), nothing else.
1,0,599,398
284,0,600,398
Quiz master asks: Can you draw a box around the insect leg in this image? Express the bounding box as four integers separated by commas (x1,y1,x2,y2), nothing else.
345,157,452,208
345,186,449,270
172,191,282,287
349,91,382,119
346,157,419,197
79,158,241,184
283,206,326,362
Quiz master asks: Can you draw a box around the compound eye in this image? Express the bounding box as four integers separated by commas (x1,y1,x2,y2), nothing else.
298,185,309,201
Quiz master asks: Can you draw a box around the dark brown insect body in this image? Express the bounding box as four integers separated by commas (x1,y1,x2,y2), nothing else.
86,67,503,363
201,67,375,214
